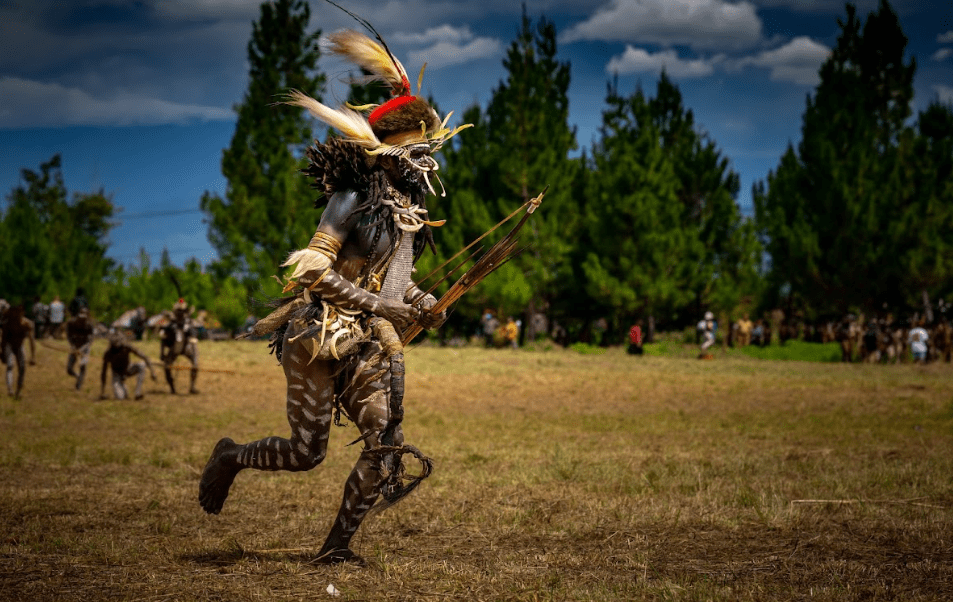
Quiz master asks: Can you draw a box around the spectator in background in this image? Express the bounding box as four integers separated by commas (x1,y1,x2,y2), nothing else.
736,313,753,347
751,319,766,347
130,306,147,341
908,322,929,364
48,295,65,339
31,296,49,339
503,316,519,349
699,311,716,358
627,321,644,355
482,311,499,348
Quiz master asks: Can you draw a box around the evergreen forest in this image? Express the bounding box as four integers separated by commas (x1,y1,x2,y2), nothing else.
2,0,951,344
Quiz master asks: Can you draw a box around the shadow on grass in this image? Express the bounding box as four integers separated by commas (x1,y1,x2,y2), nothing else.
181,547,366,567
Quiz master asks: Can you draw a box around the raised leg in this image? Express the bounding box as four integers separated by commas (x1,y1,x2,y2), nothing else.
199,329,335,515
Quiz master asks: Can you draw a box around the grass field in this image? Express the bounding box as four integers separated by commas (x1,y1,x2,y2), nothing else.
2,339,952,601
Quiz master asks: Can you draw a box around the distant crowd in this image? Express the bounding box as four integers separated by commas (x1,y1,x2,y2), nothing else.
728,310,952,364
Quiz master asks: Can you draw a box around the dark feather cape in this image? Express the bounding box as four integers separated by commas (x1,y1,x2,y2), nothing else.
300,137,436,259
302,137,373,207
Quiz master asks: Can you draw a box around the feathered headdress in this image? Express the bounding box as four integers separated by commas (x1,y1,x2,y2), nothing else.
283,3,470,160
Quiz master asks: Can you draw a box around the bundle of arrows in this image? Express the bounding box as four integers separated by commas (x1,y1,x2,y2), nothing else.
400,187,547,346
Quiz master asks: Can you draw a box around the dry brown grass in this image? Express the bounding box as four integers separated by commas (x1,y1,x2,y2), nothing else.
1,339,952,601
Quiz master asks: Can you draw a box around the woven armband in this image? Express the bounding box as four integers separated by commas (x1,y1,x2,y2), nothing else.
281,231,342,280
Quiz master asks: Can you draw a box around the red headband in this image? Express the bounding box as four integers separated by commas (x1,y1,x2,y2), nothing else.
369,95,418,126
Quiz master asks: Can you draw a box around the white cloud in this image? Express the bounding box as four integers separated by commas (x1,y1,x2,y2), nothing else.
0,77,233,129
561,0,762,50
933,48,953,61
935,85,953,104
407,37,504,70
606,47,722,78
732,36,830,86
152,0,261,20
937,31,953,44
392,25,476,46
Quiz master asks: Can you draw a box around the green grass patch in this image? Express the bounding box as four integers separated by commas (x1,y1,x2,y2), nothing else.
734,340,842,362
568,342,607,354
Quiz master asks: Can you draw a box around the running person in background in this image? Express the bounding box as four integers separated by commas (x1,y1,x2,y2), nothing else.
99,331,156,400
1,301,36,397
66,307,95,390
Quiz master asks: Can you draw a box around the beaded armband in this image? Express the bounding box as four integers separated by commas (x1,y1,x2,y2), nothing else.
308,231,342,258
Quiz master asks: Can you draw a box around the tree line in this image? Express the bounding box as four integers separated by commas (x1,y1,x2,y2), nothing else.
3,0,950,343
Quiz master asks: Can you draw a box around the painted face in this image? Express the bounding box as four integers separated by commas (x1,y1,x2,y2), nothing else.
405,143,437,172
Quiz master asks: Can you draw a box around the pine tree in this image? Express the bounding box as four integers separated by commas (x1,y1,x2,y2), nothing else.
201,0,325,286
482,9,580,342
582,81,697,335
581,74,759,342
417,104,503,337
901,101,953,308
649,73,760,321
0,155,115,304
754,0,917,317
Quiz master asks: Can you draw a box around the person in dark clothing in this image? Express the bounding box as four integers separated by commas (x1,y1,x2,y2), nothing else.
99,331,156,400
2,301,36,397
66,307,95,390
68,287,89,318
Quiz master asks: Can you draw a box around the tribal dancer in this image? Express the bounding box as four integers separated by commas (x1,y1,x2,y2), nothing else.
1,301,36,398
160,299,200,394
66,307,95,390
99,331,156,400
199,24,468,563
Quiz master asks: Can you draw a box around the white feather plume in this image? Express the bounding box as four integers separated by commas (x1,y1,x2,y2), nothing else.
284,89,380,148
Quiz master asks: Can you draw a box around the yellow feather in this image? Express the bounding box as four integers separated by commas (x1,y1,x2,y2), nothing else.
327,30,409,94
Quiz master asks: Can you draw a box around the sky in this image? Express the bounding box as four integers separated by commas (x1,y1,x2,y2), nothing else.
1,0,951,269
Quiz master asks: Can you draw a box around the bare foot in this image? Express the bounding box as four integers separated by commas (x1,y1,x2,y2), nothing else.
199,437,243,514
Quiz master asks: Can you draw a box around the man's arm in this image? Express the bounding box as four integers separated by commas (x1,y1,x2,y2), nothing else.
403,283,445,330
130,345,157,380
288,190,418,330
